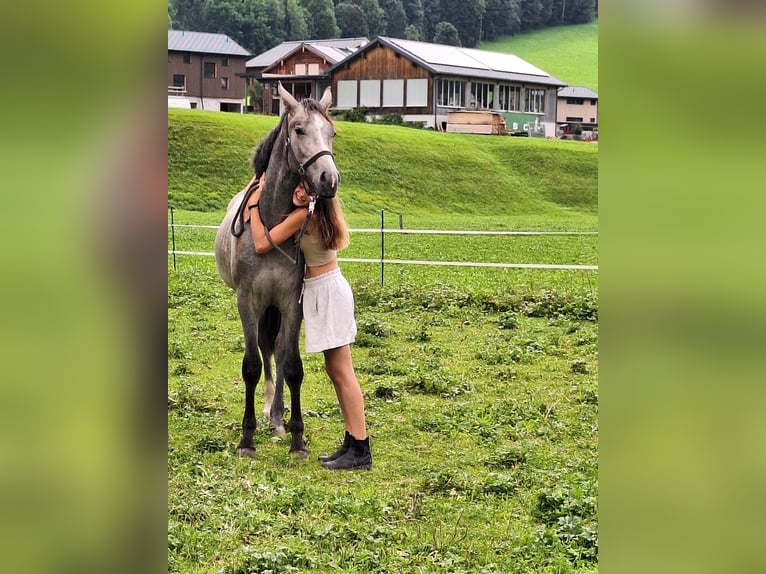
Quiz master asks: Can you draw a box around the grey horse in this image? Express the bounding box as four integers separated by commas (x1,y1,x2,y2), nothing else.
215,83,339,458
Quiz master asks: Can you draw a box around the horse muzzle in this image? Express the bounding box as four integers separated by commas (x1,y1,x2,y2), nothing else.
313,169,339,199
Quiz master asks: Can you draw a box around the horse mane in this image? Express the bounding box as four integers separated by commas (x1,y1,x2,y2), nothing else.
251,114,287,176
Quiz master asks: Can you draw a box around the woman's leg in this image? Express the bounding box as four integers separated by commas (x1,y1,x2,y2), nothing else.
323,345,367,440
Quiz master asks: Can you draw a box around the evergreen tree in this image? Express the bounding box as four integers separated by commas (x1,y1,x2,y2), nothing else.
300,0,340,38
351,0,386,37
381,0,407,38
335,3,369,37
421,0,441,44
440,0,485,48
433,20,460,46
284,0,310,39
404,24,420,40
403,0,423,31
482,0,515,40
172,0,206,31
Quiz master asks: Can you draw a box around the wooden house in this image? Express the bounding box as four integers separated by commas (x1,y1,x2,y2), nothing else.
326,36,567,134
167,30,250,112
557,86,598,138
244,38,368,115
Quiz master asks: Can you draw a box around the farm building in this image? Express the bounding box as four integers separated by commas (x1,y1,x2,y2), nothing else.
167,31,250,112
326,36,567,134
557,86,598,138
244,38,369,116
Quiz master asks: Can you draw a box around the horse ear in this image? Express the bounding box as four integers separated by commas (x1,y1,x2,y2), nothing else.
278,81,298,114
319,86,333,112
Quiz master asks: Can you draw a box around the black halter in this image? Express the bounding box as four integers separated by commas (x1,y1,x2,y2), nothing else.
285,136,334,197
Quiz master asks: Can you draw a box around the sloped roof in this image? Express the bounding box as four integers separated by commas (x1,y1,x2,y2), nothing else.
247,37,369,69
168,30,250,57
558,86,598,99
328,36,566,87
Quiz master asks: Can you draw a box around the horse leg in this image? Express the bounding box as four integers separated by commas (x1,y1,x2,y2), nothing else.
236,297,262,457
276,312,307,458
259,307,286,436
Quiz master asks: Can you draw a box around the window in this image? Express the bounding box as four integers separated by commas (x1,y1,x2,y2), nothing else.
221,77,229,90
172,74,185,88
294,63,307,75
526,89,545,113
471,82,494,109
382,79,404,107
337,80,358,109
590,99,596,105
222,56,229,67
566,97,584,105
498,85,520,111
566,116,583,122
406,79,428,107
437,79,463,107
183,52,191,64
308,63,320,75
590,117,596,123
360,80,380,107
204,62,216,79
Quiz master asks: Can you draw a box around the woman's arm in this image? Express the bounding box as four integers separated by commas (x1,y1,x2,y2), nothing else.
248,178,309,254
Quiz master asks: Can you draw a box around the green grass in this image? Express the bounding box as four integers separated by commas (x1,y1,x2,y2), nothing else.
168,110,599,224
169,260,598,573
479,21,599,92
168,102,598,573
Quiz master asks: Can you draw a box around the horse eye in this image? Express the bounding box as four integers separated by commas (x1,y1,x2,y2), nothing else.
294,126,304,136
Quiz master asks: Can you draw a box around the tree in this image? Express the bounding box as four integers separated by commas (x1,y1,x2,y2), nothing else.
204,0,280,56
351,0,386,37
283,0,310,39
335,3,369,37
421,0,441,44
440,0,485,47
482,0,520,40
299,0,340,38
381,0,407,38
433,21,460,46
403,0,423,30
172,0,206,31
404,24,420,40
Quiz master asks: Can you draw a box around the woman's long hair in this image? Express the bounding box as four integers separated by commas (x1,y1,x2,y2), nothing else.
313,196,349,251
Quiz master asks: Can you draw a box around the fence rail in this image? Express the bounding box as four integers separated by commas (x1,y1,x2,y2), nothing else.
167,221,598,273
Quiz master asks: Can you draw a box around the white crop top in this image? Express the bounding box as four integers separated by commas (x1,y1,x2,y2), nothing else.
300,232,336,267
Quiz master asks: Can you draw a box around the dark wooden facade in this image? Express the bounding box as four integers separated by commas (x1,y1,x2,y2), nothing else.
260,45,337,115
331,43,431,117
167,51,248,106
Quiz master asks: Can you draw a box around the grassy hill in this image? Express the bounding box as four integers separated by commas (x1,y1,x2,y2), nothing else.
479,21,598,92
168,109,598,227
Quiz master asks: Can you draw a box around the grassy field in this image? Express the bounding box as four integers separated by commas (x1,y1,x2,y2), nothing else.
168,111,598,572
479,21,599,92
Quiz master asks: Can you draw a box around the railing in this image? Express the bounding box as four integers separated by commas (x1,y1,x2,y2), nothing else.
168,209,598,283
168,86,186,96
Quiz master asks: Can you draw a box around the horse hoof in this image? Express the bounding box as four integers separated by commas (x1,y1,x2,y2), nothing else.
236,447,256,458
290,449,309,460
272,425,287,437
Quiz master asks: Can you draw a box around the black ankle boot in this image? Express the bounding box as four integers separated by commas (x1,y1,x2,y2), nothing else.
318,431,351,462
321,435,372,470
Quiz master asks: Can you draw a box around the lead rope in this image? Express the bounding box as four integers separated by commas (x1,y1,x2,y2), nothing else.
230,179,260,238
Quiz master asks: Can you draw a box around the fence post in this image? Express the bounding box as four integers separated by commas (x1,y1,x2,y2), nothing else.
380,209,385,285
170,207,177,271
399,213,403,229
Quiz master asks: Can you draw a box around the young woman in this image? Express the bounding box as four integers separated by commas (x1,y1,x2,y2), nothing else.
243,174,372,471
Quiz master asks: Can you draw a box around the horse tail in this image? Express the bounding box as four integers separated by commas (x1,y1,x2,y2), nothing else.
258,305,281,358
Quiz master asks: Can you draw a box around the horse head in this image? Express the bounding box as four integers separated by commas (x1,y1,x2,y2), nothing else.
278,82,339,199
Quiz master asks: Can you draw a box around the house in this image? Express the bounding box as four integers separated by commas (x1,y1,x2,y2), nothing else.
167,30,250,112
244,38,368,115
557,86,598,138
326,36,567,135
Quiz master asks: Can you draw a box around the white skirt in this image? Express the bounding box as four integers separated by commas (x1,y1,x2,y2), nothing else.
302,268,357,353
